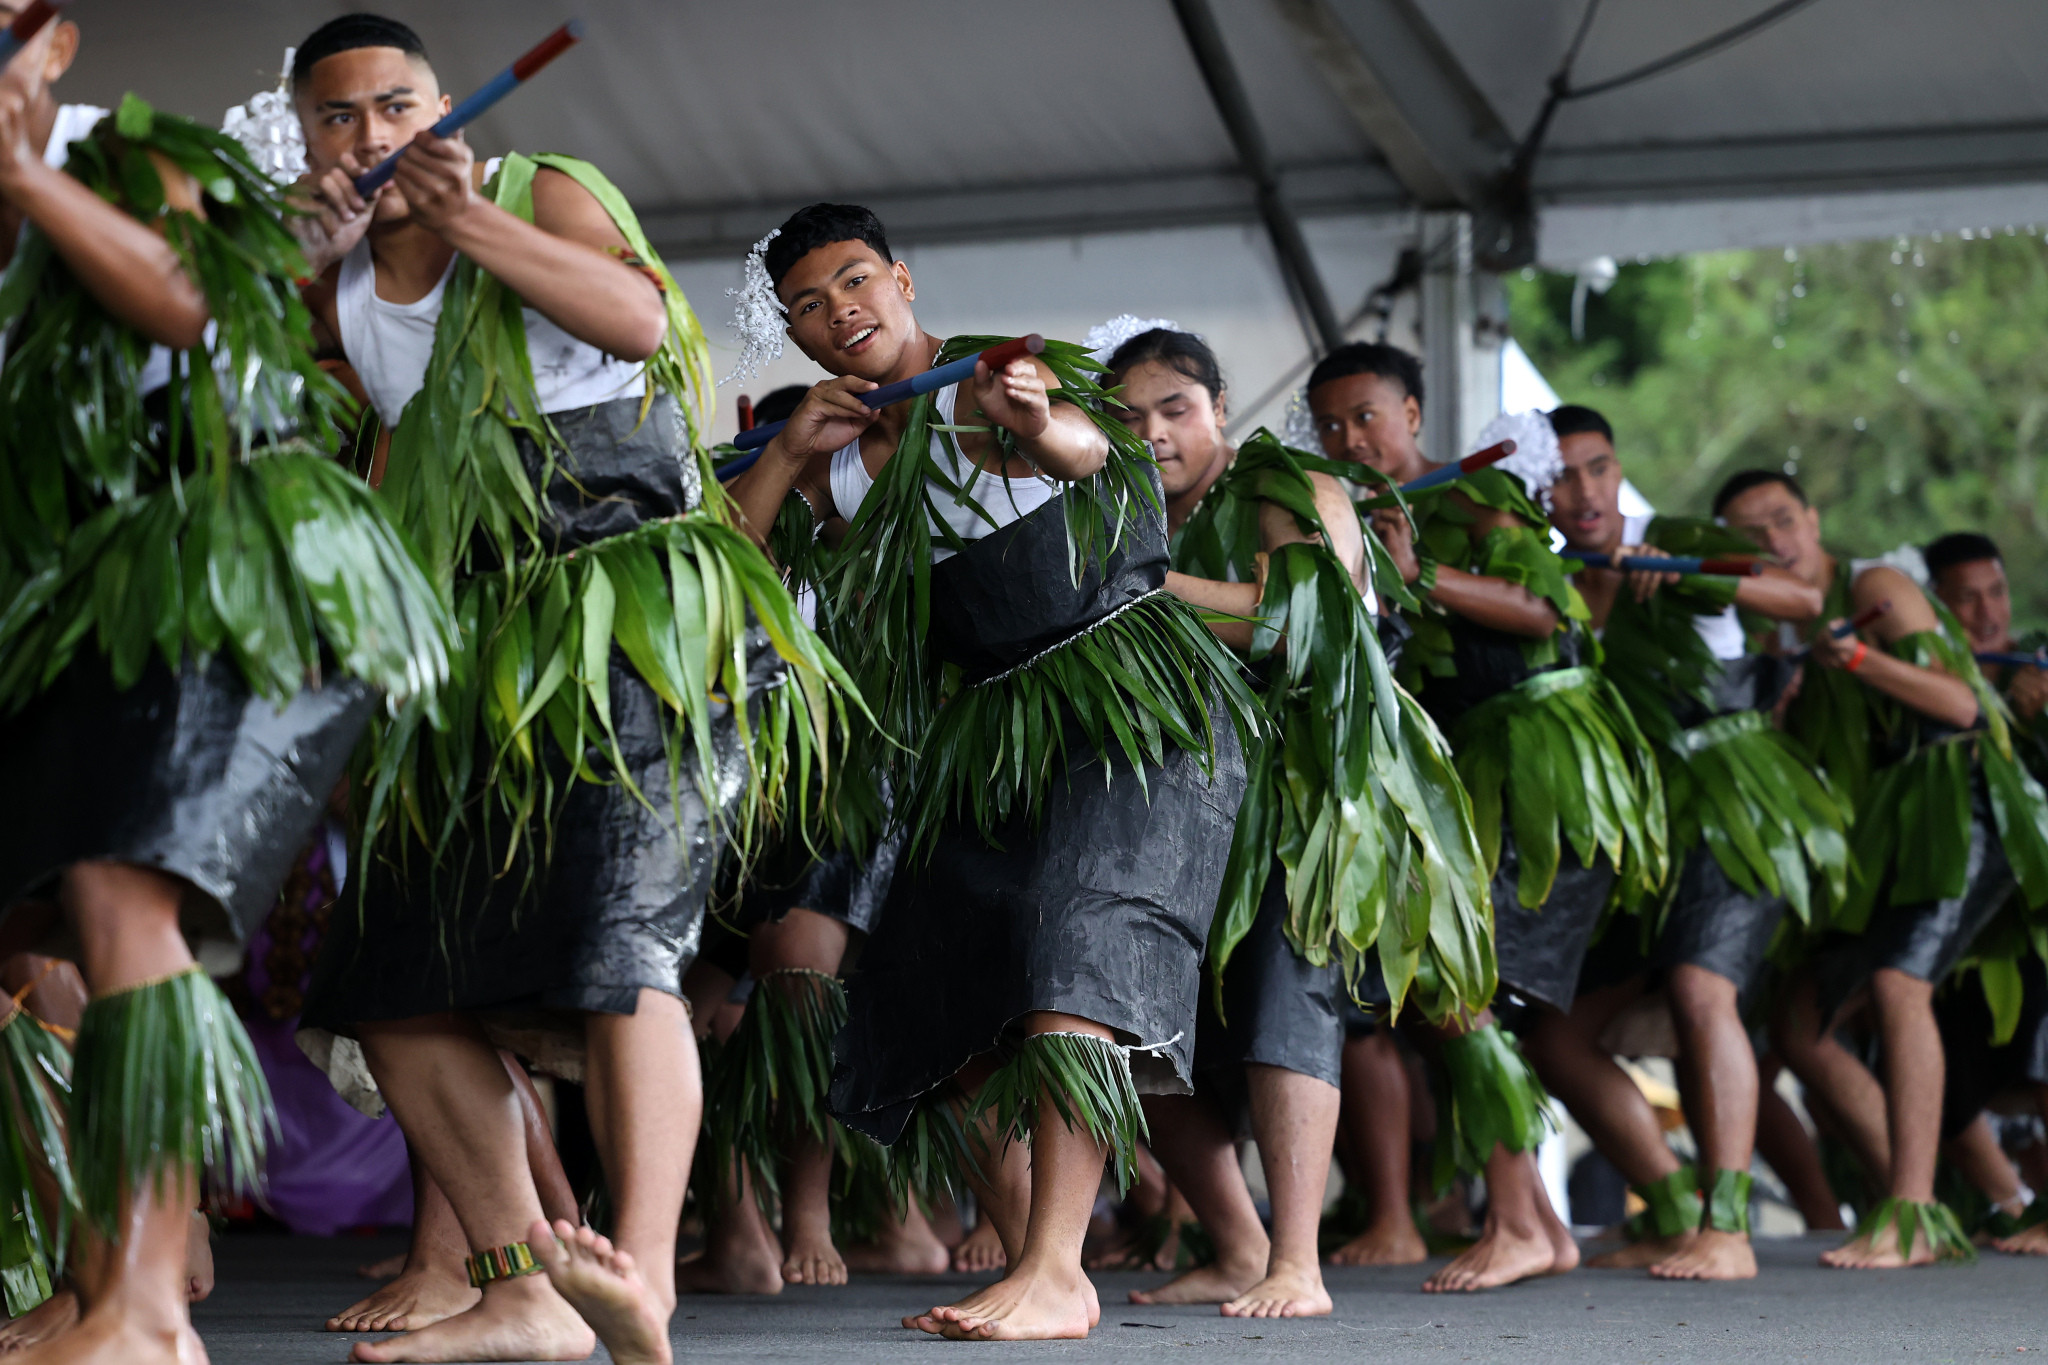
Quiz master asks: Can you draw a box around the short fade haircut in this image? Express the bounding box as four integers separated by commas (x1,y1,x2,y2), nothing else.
1712,468,1808,517
1548,404,1613,444
1306,342,1424,410
292,13,430,87
1924,531,2003,579
1106,329,1224,402
764,204,893,291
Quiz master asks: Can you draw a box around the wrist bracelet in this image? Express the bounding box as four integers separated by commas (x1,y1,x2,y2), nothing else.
1845,640,1869,672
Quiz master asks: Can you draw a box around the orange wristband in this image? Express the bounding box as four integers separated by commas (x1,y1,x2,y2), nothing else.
1845,640,1869,672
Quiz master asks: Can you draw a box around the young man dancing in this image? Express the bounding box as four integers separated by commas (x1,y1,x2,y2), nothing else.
0,9,449,1362
1522,406,1840,1280
1310,347,1669,1293
286,16,851,1363
1718,471,2048,1267
725,205,1256,1339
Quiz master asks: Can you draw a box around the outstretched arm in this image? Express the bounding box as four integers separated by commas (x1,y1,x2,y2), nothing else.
1733,563,1824,622
0,94,207,349
1808,566,1978,729
1372,499,1559,639
961,356,1106,482
1166,473,1369,652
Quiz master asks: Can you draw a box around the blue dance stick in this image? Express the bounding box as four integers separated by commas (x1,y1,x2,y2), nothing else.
1976,651,2048,669
1562,550,1761,577
1399,439,1514,493
717,335,1044,479
353,20,584,197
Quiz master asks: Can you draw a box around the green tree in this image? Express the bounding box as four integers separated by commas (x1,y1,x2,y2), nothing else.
1506,230,2048,626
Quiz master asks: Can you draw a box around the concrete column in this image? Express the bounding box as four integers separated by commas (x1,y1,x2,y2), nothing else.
1418,210,1507,466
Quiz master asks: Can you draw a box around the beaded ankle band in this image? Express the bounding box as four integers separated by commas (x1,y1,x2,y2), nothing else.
466,1240,542,1288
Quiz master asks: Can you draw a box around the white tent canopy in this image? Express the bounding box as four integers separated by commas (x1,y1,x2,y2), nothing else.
59,1,2048,442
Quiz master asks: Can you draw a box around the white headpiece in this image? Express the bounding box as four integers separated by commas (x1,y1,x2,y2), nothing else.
721,229,787,386
1084,314,1186,365
221,49,308,183
1472,409,1564,508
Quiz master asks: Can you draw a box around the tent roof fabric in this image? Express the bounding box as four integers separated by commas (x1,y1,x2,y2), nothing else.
60,1,2048,262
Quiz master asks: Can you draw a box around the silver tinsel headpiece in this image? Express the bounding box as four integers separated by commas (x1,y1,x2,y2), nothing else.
1084,314,1186,365
721,228,787,386
1281,385,1319,450
1472,409,1564,509
221,48,308,183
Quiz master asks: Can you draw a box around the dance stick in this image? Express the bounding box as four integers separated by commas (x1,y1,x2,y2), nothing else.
1561,549,1762,577
353,20,585,196
1399,440,1516,494
1976,651,2048,669
1791,601,1890,660
716,335,1046,479
0,0,70,70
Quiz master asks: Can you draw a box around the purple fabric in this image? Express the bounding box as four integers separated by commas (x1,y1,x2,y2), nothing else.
242,833,412,1236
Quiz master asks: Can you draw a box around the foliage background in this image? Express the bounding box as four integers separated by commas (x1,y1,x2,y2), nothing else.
1504,228,2048,627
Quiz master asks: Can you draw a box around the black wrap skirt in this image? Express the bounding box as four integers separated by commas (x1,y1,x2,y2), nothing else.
1936,956,2048,1140
1578,847,1784,999
1195,861,1346,1091
0,650,374,959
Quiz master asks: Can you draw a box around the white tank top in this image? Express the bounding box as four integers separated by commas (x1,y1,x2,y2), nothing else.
826,384,1059,562
335,178,647,426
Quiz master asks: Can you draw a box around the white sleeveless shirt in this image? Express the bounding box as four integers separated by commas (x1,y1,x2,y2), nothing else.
826,384,1059,562
336,161,646,426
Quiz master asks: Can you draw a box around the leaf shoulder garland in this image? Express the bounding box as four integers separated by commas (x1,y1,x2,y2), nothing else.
357,152,861,888
1173,430,1493,1023
783,335,1260,858
0,95,451,713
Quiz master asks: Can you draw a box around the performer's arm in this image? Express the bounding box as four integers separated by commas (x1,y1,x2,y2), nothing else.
1732,563,1823,622
1165,571,1259,652
0,94,207,349
724,377,872,547
963,356,1106,481
1808,566,1978,728
1371,499,1559,639
375,131,666,362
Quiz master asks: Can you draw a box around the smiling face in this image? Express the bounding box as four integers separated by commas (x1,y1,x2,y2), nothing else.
775,240,920,381
1933,556,2011,650
1307,371,1424,482
1549,430,1624,551
1720,479,1824,585
295,45,448,223
1112,358,1228,499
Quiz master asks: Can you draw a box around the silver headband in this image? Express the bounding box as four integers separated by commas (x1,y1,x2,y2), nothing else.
721,228,787,386
222,48,308,183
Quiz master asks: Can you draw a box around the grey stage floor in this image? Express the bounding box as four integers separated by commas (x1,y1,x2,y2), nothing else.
195,1232,2045,1364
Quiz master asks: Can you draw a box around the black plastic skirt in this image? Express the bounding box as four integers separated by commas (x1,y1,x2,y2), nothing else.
735,832,902,939
305,645,746,1027
1578,847,1784,998
0,650,374,955
1817,783,2014,1020
1488,832,1614,1015
1195,860,1345,1090
829,705,1247,1146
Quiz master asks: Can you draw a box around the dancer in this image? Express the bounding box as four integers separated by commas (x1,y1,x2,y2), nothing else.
1103,325,1491,1317
285,16,855,1364
1522,405,1843,1281
723,204,1257,1340
1309,346,1669,1292
0,13,450,1365
1717,471,2048,1267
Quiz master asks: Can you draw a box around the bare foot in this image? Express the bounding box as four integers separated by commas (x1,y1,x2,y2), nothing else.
1587,1232,1690,1269
9,1309,194,1365
529,1219,672,1365
910,1263,1094,1340
1821,1222,1938,1269
1993,1222,2048,1256
675,1203,783,1296
1650,1229,1756,1280
326,1262,479,1333
0,1288,77,1354
359,1252,408,1281
1422,1209,1577,1293
951,1220,1007,1273
779,1230,848,1287
185,1211,213,1304
841,1222,950,1276
1128,1253,1264,1306
1327,1219,1427,1266
1221,1261,1332,1319
348,1270,594,1363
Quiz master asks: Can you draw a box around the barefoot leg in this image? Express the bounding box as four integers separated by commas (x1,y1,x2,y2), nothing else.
1653,965,1763,1280
842,1200,951,1276
1328,1029,1426,1265
777,1133,846,1286
675,1168,783,1295
328,1149,479,1333
1221,1066,1336,1319
507,1053,579,1226
1126,1094,1266,1305
1753,1050,1846,1231
1422,1142,1577,1292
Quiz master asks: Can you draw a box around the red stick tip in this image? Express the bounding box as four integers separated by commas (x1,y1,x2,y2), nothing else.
736,396,754,433
1851,600,1891,628
1699,558,1763,577
1460,438,1515,472
9,0,60,39
979,335,1042,370
511,21,584,81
